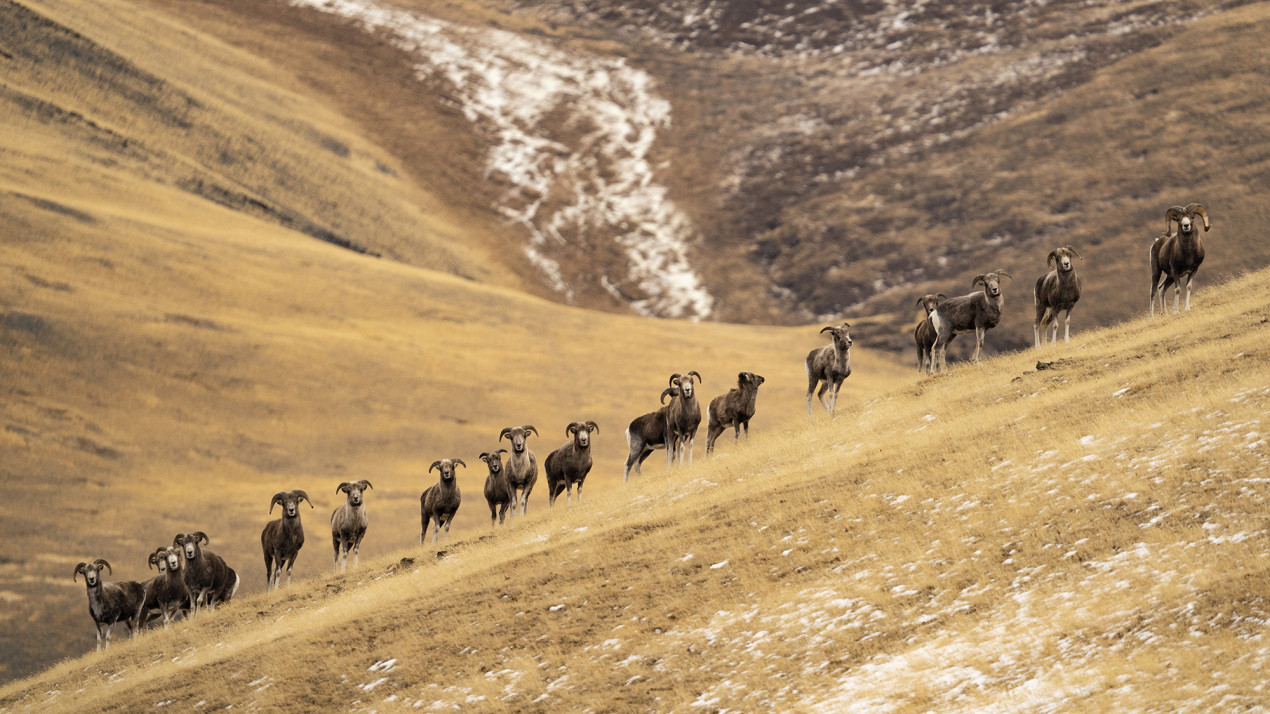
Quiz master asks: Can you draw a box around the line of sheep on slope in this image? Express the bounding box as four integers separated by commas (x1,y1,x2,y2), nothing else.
71,203,1210,650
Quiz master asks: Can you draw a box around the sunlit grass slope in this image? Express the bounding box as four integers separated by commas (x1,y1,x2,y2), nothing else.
2,263,1267,710
0,0,911,681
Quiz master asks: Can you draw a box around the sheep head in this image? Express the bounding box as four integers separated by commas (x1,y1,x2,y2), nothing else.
738,372,766,389
916,294,948,315
565,421,599,449
429,459,466,482
74,559,112,586
1047,246,1083,273
1165,203,1210,235
337,480,373,507
271,489,314,518
820,323,853,351
669,372,703,399
972,270,1011,298
479,449,508,474
499,425,538,454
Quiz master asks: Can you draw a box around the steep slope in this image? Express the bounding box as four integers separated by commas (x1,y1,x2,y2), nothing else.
0,0,911,681
2,266,1267,712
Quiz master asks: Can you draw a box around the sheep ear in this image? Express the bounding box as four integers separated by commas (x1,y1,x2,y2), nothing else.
499,428,511,442
523,425,538,438
841,322,851,330
74,562,87,581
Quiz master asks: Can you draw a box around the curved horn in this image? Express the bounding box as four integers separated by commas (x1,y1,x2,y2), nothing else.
660,387,678,404
294,490,313,508
1065,245,1083,261
148,552,159,570
915,296,926,308
173,533,185,547
820,326,835,335
74,562,87,581
585,421,599,434
668,373,682,386
479,451,491,462
499,427,512,442
94,559,112,575
453,459,467,469
1186,203,1210,231
841,321,852,330
336,481,352,494
523,425,538,438
1047,250,1058,269
358,480,373,490
1165,205,1185,232
687,371,703,383
429,460,442,474
996,270,1012,280
566,423,578,437
496,449,508,455
194,532,209,546
270,491,287,514
972,274,986,287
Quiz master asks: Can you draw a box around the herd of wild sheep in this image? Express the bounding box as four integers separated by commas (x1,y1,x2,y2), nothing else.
72,204,1211,650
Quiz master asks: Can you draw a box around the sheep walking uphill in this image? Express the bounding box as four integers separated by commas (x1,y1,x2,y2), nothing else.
421,459,464,544
331,480,372,572
930,270,1012,373
665,372,703,466
806,323,852,415
74,559,145,650
261,489,313,590
913,294,949,376
136,547,189,628
546,421,598,506
480,449,512,526
1151,203,1211,317
499,425,539,518
705,372,765,453
1034,246,1083,346
624,386,679,481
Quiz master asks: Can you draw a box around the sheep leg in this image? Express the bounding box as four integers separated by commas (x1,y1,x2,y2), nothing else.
1184,272,1195,311
352,538,362,569
576,483,584,504
972,327,985,362
816,382,831,413
1062,309,1072,343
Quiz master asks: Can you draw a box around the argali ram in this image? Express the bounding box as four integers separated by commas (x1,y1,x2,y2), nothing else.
1151,203,1211,317
929,270,1011,373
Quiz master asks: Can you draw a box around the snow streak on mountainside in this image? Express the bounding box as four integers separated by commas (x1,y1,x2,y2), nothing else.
288,0,714,319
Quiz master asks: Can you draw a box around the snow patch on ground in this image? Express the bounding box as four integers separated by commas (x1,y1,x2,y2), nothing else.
286,0,713,318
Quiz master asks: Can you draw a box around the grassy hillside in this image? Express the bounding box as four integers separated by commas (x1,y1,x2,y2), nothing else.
0,0,911,681
2,269,1267,711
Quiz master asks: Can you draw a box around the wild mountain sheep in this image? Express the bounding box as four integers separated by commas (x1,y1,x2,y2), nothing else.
665,372,703,466
545,421,599,506
480,449,512,526
499,425,539,518
73,559,145,650
623,386,678,481
806,323,852,415
261,489,313,590
173,532,238,615
1151,203,1211,317
1034,246,1083,346
331,480,372,572
421,459,464,544
930,270,1012,373
137,547,189,629
913,294,949,376
705,372,765,453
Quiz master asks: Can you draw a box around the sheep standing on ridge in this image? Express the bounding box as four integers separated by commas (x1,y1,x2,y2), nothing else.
705,372,765,453
930,270,1011,373
73,559,145,650
331,480,372,572
806,323,852,415
174,532,239,615
499,425,539,518
665,372,703,466
913,294,949,376
261,489,313,590
1150,203,1211,317
1034,246,1083,346
137,547,189,629
480,449,512,526
623,386,678,481
421,459,464,544
545,421,598,506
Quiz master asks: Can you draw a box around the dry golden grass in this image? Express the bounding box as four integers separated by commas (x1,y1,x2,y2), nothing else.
2,253,1267,710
